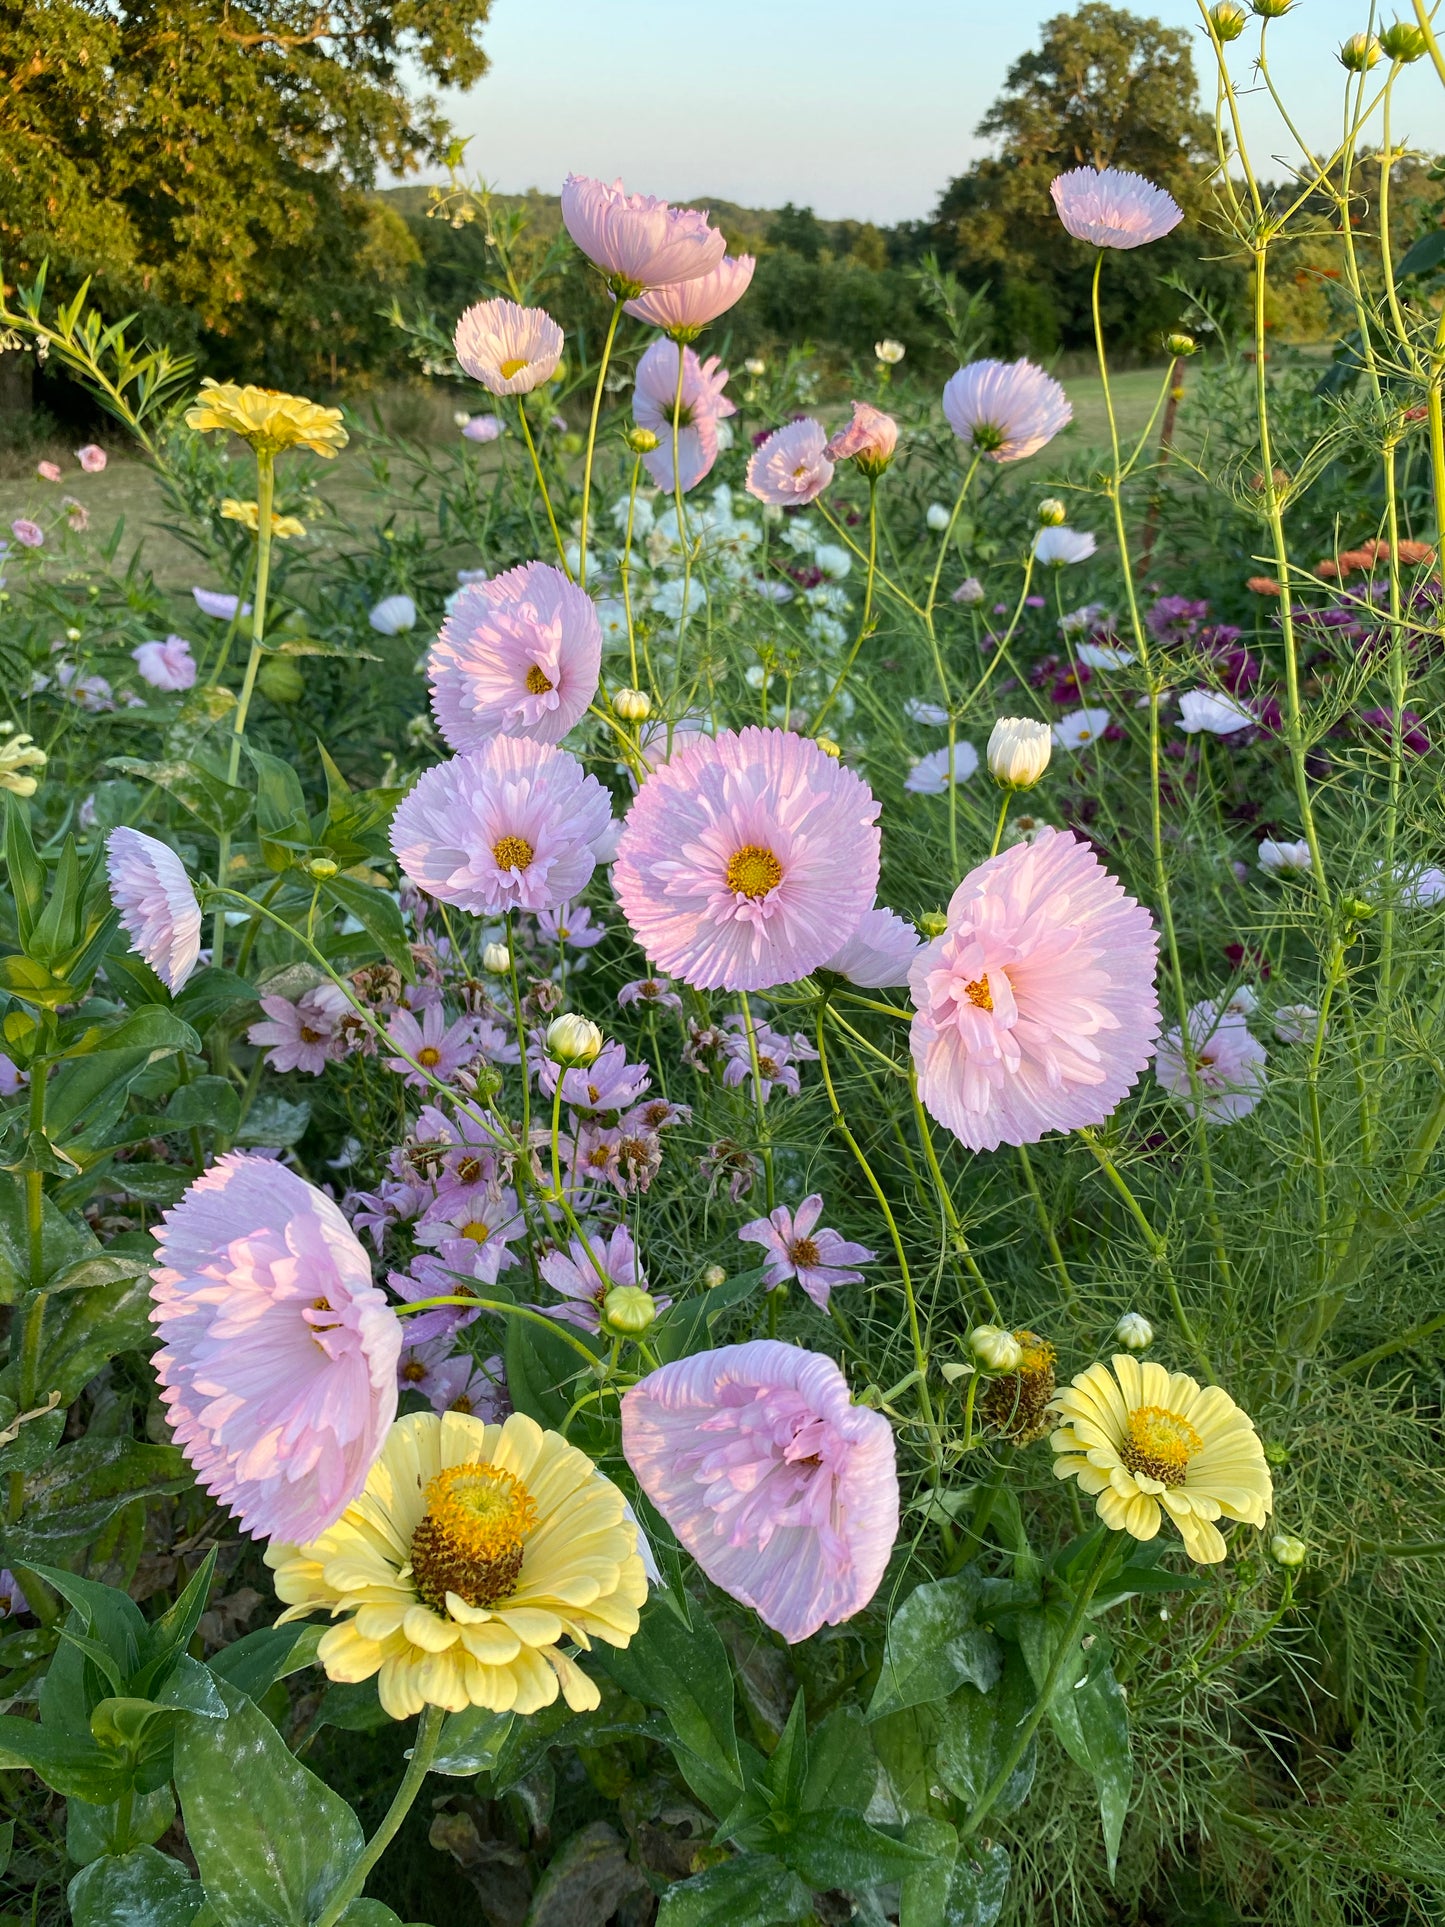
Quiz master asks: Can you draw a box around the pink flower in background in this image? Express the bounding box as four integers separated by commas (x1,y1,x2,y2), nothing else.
622,1339,900,1643
632,339,735,493
614,725,881,992
248,982,351,1075
62,497,88,532
618,975,682,1013
909,827,1160,1152
745,418,834,507
133,635,197,692
454,298,565,395
721,1015,817,1103
383,1004,479,1087
0,1053,28,1097
428,561,602,751
1050,166,1183,249
561,174,726,294
193,587,251,620
462,415,503,443
150,1154,402,1542
10,520,43,549
819,905,921,987
397,1338,509,1418
76,443,107,472
36,461,61,483
538,1039,650,1113
823,402,899,476
738,1197,876,1311
0,1570,29,1619
538,1224,649,1330
391,736,614,917
1155,1000,1268,1123
536,900,606,949
413,1184,523,1287
624,254,756,338
943,359,1072,462
106,828,202,993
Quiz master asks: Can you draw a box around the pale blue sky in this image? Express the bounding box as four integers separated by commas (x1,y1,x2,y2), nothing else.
426,0,1442,222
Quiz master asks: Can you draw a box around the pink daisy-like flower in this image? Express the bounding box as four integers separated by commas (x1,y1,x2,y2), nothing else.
391,736,614,918
428,562,602,751
10,519,43,550
454,298,565,395
383,1004,479,1087
908,827,1160,1152
536,900,606,949
624,254,756,339
248,982,351,1075
462,415,503,443
819,905,921,988
1050,166,1183,250
1154,1000,1267,1123
192,587,250,621
614,726,881,992
537,1223,653,1331
36,461,61,483
106,828,203,994
942,360,1072,463
133,635,197,692
622,1339,899,1643
538,1039,650,1114
632,340,735,493
823,402,899,477
413,1184,522,1287
721,1016,817,1104
745,419,834,507
76,443,107,473
618,975,682,1013
561,175,726,295
738,1196,876,1312
150,1154,402,1542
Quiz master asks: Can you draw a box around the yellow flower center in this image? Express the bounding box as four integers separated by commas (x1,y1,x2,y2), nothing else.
456,1156,485,1184
964,977,993,1011
789,1236,821,1268
499,357,529,380
459,1219,490,1243
417,1045,442,1067
1121,1405,1203,1488
299,1023,326,1044
401,1359,428,1383
526,663,555,694
492,834,534,872
409,1461,537,1613
726,845,783,899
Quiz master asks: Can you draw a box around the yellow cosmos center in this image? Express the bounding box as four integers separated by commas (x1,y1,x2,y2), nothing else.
964,977,994,1011
417,1045,442,1067
409,1461,537,1613
492,834,535,872
499,356,529,380
526,663,555,694
1121,1405,1203,1488
726,844,783,899
459,1220,490,1243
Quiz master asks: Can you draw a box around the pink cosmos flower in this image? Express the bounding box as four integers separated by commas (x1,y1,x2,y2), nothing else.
624,254,756,338
249,982,351,1075
823,402,899,477
632,340,735,493
428,562,602,751
738,1197,876,1311
383,1004,479,1087
150,1154,402,1542
942,360,1072,463
106,828,203,994
561,174,726,295
454,298,565,395
745,419,834,507
538,1040,650,1114
62,497,88,533
1050,166,1183,250
192,588,250,620
76,443,107,473
462,414,503,443
538,1224,652,1331
614,726,881,992
909,827,1160,1152
391,736,614,918
535,900,606,949
819,905,921,987
10,520,43,549
721,1016,817,1103
133,635,197,692
413,1184,522,1285
1154,1000,1267,1123
618,975,683,1012
397,1337,508,1418
36,461,61,483
621,1339,899,1644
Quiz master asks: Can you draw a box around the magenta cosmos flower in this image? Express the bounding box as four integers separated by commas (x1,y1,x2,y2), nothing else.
454,298,564,395
632,340,735,493
106,828,203,994
823,402,899,477
614,726,881,992
622,1339,899,1643
561,175,726,296
151,1154,402,1542
942,360,1072,463
1050,166,1183,250
132,635,197,692
624,254,755,340
391,736,613,918
909,827,1160,1152
738,1197,876,1311
429,562,602,751
746,419,834,507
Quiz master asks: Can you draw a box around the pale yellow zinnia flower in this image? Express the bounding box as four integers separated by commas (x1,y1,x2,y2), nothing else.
0,732,47,797
220,497,307,539
265,1410,647,1719
186,380,347,458
1049,1354,1272,1563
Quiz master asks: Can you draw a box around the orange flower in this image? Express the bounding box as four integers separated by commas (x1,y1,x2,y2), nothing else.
1397,539,1436,567
1246,576,1281,596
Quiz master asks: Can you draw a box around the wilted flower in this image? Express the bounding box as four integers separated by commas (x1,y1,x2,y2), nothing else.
106,828,203,994
561,174,725,296
132,636,197,692
0,732,46,797
954,576,986,604
454,298,565,394
1034,527,1097,567
746,418,835,507
185,380,347,456
369,594,418,636
1049,167,1184,249
988,716,1052,789
942,359,1072,462
428,562,602,751
625,255,756,339
981,1330,1057,1443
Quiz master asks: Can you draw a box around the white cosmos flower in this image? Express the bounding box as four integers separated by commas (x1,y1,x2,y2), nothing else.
1273,1003,1320,1044
1077,640,1135,669
1177,689,1254,734
1033,526,1097,567
1052,707,1112,750
1258,838,1313,877
904,742,980,792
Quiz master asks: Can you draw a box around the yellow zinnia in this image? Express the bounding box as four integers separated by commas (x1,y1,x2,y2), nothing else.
220,498,307,539
265,1410,648,1719
1049,1354,1272,1563
186,380,347,458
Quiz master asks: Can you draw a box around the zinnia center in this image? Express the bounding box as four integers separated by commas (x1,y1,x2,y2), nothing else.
499,356,529,379
525,663,555,694
492,834,535,872
964,977,994,1012
1121,1405,1203,1488
726,845,783,899
409,1461,537,1613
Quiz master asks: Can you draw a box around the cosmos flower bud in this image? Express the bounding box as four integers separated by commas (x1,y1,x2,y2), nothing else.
1270,1533,1306,1567
624,426,660,454
744,357,767,377
987,716,1052,790
1115,1312,1155,1351
1379,19,1427,59
953,576,986,605
702,1264,727,1289
1338,31,1381,68
968,1325,1024,1374
1251,0,1291,15
481,941,512,975
306,857,339,880
1166,332,1199,356
603,1285,658,1335
874,339,906,365
1037,497,1067,526
613,687,653,722
1209,1,1248,37
546,1013,603,1066
925,502,952,531
919,909,948,938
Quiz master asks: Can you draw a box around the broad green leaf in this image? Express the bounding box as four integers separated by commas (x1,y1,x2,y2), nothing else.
761,1691,809,1819
0,1169,97,1305
233,1091,311,1148
67,1846,202,1927
247,746,312,870
432,1704,515,1775
172,966,259,1029
800,1704,877,1816
900,1815,958,1927
656,1853,812,1927
1398,228,1445,278
935,1646,1038,1821
336,1906,407,1926
772,1808,934,1890
1016,1604,1131,1870
0,1265,154,1407
67,1785,176,1865
9,1440,190,1564
160,1077,241,1136
868,1570,1002,1719
133,1551,217,1699
318,874,412,976
205,1622,324,1700
594,1599,742,1796
0,1713,127,1801
3,793,46,947
945,1840,1010,1927
107,758,252,837
871,1703,946,1819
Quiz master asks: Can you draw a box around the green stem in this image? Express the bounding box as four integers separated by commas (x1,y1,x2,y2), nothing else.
577,301,625,588
517,403,570,575
738,991,775,1212
1079,1129,1212,1379
212,450,277,966
314,1703,445,1927
810,478,878,734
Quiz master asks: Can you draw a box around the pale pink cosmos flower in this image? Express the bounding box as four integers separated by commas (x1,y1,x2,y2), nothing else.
62,497,88,533
150,1154,402,1542
823,402,899,477
454,298,565,395
10,520,43,550
106,828,203,994
622,1339,900,1644
942,360,1072,463
413,1184,522,1288
538,1224,652,1331
1050,166,1183,250
909,827,1160,1152
36,461,61,483
738,1197,876,1311
618,975,683,1013
383,1004,479,1087
819,905,921,987
614,725,881,992
462,415,503,443
624,254,756,339
76,443,107,473
561,174,726,295
391,736,613,918
193,587,250,621
1154,999,1267,1123
632,340,735,493
133,635,197,692
429,562,601,752
745,419,834,507
249,982,351,1074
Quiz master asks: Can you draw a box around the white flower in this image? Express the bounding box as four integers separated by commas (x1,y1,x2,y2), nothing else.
783,519,818,554
595,598,630,644
875,339,906,364
610,494,656,538
744,357,767,377
1223,984,1258,1017
714,418,735,453
1258,838,1313,877
1059,602,1106,637
369,594,417,635
1155,1000,1268,1123
952,576,985,605
1395,865,1445,908
808,612,848,649
1177,689,1253,735
1273,1003,1320,1044
1052,707,1112,750
904,742,979,793
1077,640,1135,669
1114,1313,1154,1351
1033,526,1097,567
987,716,1052,788
813,544,852,580
904,698,949,726
925,503,952,532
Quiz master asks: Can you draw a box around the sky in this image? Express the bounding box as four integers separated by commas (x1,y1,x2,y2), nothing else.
421,0,1443,225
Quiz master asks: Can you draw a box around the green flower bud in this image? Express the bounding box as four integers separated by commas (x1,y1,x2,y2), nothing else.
919,909,948,938
1210,1,1249,37
1166,332,1199,357
1270,1532,1307,1567
702,1264,727,1289
1338,31,1381,69
603,1285,657,1335
1037,497,1067,527
624,426,660,454
256,656,304,703
306,857,339,880
1379,19,1427,59
968,1324,1024,1373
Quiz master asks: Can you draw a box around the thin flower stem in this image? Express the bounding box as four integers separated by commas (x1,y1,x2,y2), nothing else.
577,301,625,587
1078,1128,1213,1379
618,455,643,686
924,455,981,622
988,791,1010,860
517,402,570,576
812,499,923,617
906,1067,998,1320
213,447,276,967
810,478,878,734
397,1292,603,1367
738,991,775,1212
1017,1144,1077,1308
313,1703,445,1927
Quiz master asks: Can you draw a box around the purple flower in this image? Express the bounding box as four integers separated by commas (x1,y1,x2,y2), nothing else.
1146,595,1209,642
383,1005,479,1087
620,1095,692,1133
738,1196,876,1311
248,983,351,1075
539,1040,651,1114
618,975,683,1013
0,1570,29,1620
1360,706,1431,756
462,415,504,443
414,1184,522,1286
538,1224,650,1330
721,1016,817,1103
536,900,607,949
10,519,43,549
133,635,197,692
106,829,202,994
192,588,250,621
